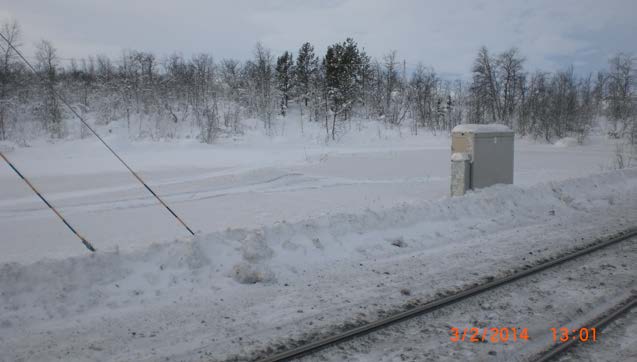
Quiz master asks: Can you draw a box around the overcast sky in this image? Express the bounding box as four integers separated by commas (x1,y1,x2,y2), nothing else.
1,0,635,78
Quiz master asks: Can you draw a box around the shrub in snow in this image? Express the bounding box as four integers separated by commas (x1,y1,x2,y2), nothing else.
389,237,406,248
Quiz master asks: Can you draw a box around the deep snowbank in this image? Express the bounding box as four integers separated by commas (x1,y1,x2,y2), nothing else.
1,124,622,264
2,168,636,317
0,169,637,361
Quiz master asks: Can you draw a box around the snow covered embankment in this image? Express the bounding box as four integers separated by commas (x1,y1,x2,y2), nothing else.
1,169,636,361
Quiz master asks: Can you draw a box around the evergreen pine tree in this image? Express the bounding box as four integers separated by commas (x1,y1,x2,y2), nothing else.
275,51,294,116
295,43,318,108
324,38,362,139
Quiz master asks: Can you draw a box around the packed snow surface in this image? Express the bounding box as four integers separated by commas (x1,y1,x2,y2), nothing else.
0,118,624,263
1,165,636,360
556,308,637,362
305,239,636,361
1,118,635,360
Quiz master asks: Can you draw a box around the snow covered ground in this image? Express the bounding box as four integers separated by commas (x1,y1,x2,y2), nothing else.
302,237,637,361
1,118,636,361
0,118,625,263
556,308,637,362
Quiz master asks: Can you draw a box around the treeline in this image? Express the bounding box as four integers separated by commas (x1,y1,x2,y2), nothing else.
469,47,635,143
0,19,635,144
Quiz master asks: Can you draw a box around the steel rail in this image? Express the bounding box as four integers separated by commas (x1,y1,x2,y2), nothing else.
257,228,637,362
532,295,637,362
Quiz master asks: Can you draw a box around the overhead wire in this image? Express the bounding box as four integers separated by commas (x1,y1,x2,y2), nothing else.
0,31,195,252
0,151,97,251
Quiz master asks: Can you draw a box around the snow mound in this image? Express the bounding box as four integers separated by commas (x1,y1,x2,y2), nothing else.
554,137,579,147
239,231,274,262
1,169,636,335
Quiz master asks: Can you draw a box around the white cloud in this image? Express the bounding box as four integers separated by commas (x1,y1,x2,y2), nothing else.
1,0,635,75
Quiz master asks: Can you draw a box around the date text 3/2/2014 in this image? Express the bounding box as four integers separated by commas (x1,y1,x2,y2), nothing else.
450,327,598,343
450,327,529,343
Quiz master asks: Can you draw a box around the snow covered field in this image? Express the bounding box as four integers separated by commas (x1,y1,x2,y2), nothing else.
1,119,636,361
0,119,625,263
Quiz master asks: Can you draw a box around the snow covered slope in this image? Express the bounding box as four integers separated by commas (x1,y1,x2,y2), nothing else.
1,168,636,361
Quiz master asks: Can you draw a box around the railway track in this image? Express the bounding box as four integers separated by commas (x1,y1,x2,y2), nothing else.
531,295,637,362
254,228,637,362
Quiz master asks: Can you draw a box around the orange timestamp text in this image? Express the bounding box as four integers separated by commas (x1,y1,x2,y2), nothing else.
550,327,597,343
450,327,530,343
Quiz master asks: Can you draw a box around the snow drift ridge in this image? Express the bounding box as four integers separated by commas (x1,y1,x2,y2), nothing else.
1,168,636,327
